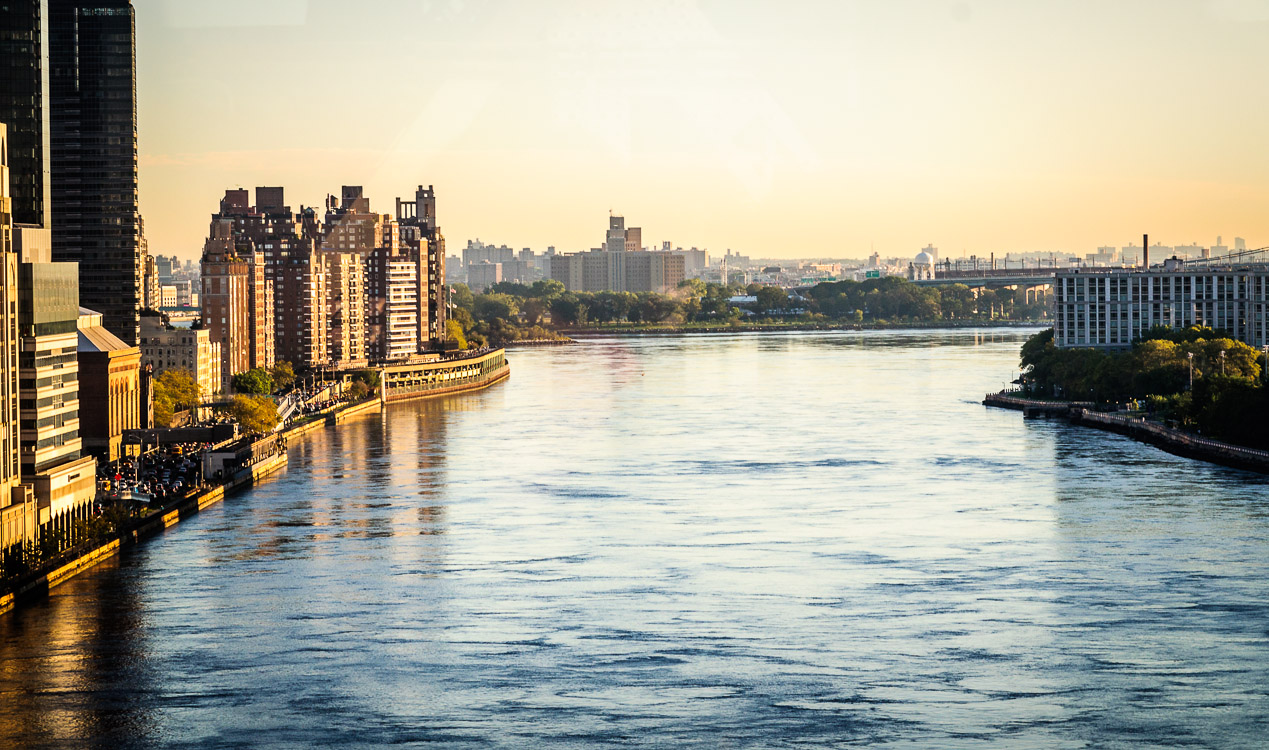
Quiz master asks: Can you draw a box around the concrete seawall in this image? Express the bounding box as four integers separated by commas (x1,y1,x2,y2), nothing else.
3,355,513,617
984,391,1269,475
0,450,288,616
1070,410,1269,474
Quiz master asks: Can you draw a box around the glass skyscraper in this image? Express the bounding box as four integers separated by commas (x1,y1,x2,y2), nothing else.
48,0,141,345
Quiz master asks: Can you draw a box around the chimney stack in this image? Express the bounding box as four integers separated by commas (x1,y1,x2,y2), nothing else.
1143,233,1149,269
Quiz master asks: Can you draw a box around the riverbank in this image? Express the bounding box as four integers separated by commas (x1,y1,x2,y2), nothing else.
563,319,1044,336
984,391,1269,474
0,448,288,617
1,350,513,618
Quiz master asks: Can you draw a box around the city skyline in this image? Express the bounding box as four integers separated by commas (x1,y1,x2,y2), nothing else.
134,0,1269,261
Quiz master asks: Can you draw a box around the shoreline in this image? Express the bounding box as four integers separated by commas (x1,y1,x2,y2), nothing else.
561,320,1044,337
0,450,288,617
984,392,1269,474
0,354,513,618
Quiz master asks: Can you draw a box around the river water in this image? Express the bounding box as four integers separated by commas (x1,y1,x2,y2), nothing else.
3,329,1268,749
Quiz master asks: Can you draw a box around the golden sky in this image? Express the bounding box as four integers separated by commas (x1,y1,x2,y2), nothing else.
136,0,1269,261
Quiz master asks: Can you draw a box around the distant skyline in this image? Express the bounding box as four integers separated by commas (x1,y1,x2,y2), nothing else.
136,0,1269,261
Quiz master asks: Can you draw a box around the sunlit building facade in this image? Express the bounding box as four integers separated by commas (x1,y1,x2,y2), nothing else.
1054,263,1269,349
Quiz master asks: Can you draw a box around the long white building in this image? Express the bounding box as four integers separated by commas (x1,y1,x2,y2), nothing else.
1054,260,1269,349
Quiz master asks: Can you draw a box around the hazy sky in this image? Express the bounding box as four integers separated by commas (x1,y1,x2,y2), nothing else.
136,0,1269,261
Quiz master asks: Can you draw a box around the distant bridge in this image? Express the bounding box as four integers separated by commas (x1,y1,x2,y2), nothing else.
911,267,1059,288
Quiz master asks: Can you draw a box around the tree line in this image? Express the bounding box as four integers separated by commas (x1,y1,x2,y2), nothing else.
1019,326,1269,448
448,276,1046,346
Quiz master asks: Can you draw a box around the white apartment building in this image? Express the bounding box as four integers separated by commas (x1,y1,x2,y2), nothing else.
1054,261,1269,349
385,259,419,360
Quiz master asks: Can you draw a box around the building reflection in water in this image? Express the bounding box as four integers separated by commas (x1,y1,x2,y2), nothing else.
0,557,157,748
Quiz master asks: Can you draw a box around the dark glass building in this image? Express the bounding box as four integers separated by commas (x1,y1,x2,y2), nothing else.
48,0,140,345
0,0,51,230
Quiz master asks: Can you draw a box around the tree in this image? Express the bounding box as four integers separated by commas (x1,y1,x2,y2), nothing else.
522,298,549,327
446,319,468,350
347,381,370,401
351,369,380,393
271,361,296,391
473,293,519,322
153,369,201,427
450,283,475,312
231,367,274,395
489,281,532,296
228,395,278,435
589,291,633,323
754,285,788,312
678,278,707,298
549,295,587,325
529,278,565,298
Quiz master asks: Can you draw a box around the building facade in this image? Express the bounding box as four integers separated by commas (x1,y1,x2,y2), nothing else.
467,261,501,292
200,234,252,393
549,250,685,294
0,0,50,232
0,122,35,566
324,250,366,365
139,314,221,400
17,260,97,547
77,306,140,462
366,248,419,361
49,0,143,344
1054,262,1269,349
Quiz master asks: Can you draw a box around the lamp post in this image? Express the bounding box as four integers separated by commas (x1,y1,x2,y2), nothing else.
1220,349,1226,376
1188,352,1194,390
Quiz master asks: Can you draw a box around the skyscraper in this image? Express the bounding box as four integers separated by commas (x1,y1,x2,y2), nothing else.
0,1,50,232
0,123,36,568
0,124,24,505
48,0,142,345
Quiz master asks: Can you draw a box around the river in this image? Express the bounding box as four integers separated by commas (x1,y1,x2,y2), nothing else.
3,329,1268,748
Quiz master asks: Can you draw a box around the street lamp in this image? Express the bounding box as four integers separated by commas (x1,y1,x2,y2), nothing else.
1188,352,1195,390
1220,349,1227,376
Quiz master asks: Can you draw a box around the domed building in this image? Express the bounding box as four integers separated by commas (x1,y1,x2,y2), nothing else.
908,250,935,281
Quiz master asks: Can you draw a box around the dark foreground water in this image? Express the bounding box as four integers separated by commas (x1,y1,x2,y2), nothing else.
3,329,1269,749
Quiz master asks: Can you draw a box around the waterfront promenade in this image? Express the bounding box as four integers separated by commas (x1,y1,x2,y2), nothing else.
0,349,511,617
984,391,1269,473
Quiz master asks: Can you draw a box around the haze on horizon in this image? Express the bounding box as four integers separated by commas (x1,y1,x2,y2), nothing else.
137,0,1269,261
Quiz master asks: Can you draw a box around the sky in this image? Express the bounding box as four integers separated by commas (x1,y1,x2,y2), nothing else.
135,0,1269,261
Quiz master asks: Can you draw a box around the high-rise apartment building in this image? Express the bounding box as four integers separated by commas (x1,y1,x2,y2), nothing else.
201,183,448,368
246,250,273,371
366,247,419,361
0,123,34,563
395,185,446,347
273,245,328,368
324,251,366,365
201,220,253,393
49,0,142,345
322,186,382,255
211,187,323,368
